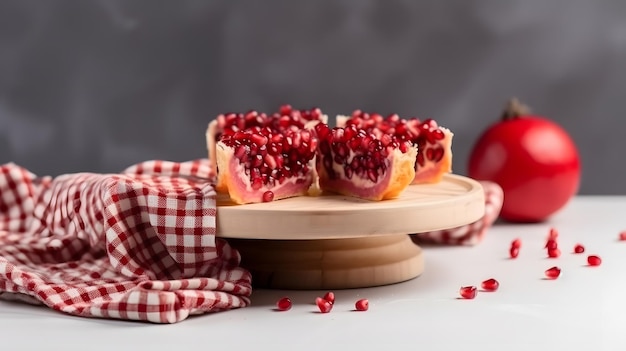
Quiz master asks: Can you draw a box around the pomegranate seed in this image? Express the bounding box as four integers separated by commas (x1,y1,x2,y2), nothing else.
587,255,602,266
548,228,559,240
547,248,561,258
511,238,522,249
262,191,274,202
545,266,561,279
619,231,626,241
276,297,292,311
545,239,558,250
480,278,499,292
573,244,585,254
315,297,333,313
323,292,335,304
459,286,477,299
355,299,369,311
509,246,519,259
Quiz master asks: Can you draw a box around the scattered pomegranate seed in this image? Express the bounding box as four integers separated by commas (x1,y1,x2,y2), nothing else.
509,246,519,259
547,248,561,258
315,297,333,313
573,244,585,254
545,239,558,250
548,228,559,240
355,299,369,311
544,266,561,279
323,291,335,304
481,278,499,292
619,231,626,241
511,238,522,249
276,297,292,311
459,286,477,299
587,255,602,266
262,191,274,202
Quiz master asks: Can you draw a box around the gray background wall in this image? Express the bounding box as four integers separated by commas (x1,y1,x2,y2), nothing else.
0,0,624,194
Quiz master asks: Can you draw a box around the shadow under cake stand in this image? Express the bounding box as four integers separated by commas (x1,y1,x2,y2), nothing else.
217,174,485,290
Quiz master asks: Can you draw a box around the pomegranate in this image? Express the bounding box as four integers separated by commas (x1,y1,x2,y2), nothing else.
337,111,454,184
459,286,477,299
215,127,317,204
315,297,333,313
509,246,519,259
206,105,327,178
547,248,561,258
574,244,585,254
276,297,292,311
313,123,418,201
511,238,522,249
323,291,335,305
468,98,581,222
545,266,561,279
355,299,369,311
480,278,499,292
587,255,602,266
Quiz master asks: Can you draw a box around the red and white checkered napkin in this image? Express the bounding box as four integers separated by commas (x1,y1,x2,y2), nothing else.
411,181,504,246
0,159,251,324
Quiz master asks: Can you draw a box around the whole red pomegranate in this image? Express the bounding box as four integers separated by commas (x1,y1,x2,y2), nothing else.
467,98,581,222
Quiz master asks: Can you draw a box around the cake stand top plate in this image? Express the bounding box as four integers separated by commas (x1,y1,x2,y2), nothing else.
216,174,485,240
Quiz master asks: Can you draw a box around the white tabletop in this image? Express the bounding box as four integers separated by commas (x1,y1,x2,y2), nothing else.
1,196,625,351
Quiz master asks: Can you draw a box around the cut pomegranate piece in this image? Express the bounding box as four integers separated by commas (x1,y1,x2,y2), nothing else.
481,278,499,292
336,111,454,184
573,244,585,254
547,248,561,258
587,255,602,266
619,231,626,241
509,246,519,259
323,292,335,305
355,299,369,311
313,123,417,201
206,106,328,178
216,127,317,204
276,297,292,311
545,266,561,279
459,286,477,299
511,238,522,249
315,297,333,313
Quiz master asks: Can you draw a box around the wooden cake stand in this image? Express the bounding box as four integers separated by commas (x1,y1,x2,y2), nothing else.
216,174,485,290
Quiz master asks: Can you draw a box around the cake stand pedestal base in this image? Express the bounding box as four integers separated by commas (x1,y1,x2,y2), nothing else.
227,235,423,290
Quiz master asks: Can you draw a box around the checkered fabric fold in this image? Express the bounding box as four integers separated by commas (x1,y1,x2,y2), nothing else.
411,181,504,246
0,159,251,324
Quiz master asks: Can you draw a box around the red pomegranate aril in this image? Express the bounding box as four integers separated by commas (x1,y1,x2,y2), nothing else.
481,278,499,292
548,228,559,240
573,244,585,254
511,238,522,249
262,191,274,202
315,297,333,313
619,231,626,241
276,297,292,311
459,286,477,299
545,266,561,279
509,246,519,258
545,239,558,250
323,292,335,304
547,248,561,258
355,299,369,311
587,255,602,266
